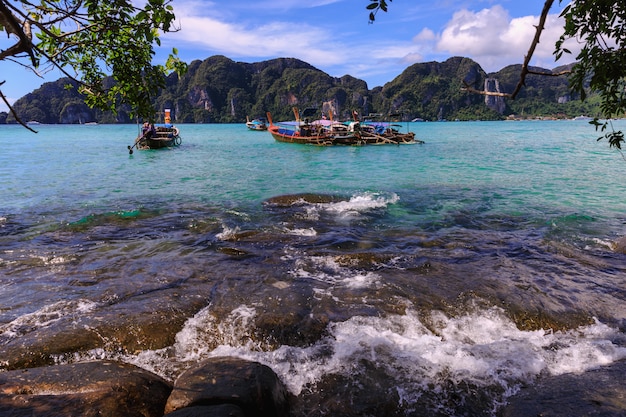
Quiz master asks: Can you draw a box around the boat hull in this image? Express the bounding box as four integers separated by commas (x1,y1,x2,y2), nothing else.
246,117,268,131
135,126,181,150
246,122,267,131
269,127,333,146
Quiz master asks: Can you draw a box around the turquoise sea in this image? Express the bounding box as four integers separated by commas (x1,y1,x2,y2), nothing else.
1,121,625,416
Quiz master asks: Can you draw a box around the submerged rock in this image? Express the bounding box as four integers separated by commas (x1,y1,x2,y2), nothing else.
501,360,626,417
264,193,346,206
0,297,206,371
0,361,172,417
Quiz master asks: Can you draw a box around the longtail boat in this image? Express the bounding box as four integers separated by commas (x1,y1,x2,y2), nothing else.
266,110,334,146
128,109,182,154
354,122,422,144
266,108,423,146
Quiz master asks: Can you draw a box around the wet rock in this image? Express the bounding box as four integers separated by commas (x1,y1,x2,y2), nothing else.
290,370,405,417
612,236,626,254
253,301,330,348
0,360,172,417
164,404,245,417
0,295,208,371
500,360,626,417
264,193,346,206
333,252,396,268
165,357,289,417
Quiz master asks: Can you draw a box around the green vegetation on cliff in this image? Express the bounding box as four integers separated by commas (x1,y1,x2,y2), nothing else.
1,55,598,124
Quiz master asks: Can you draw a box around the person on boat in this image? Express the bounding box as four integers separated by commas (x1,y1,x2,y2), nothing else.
141,122,150,136
141,122,156,139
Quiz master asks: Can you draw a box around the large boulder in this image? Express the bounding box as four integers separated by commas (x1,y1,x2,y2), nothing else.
164,357,289,417
0,361,172,417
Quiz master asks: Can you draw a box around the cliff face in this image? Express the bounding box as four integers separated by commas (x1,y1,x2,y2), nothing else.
484,78,506,114
3,56,589,124
376,57,500,121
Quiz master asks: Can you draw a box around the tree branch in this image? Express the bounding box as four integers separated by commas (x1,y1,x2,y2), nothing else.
461,0,572,99
461,83,512,97
0,82,37,132
527,69,571,77
510,0,556,98
0,0,36,65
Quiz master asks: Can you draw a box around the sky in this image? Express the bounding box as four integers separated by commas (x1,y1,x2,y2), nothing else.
0,0,577,113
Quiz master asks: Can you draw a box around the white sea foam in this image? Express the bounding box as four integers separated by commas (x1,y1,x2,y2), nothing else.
43,255,72,266
295,192,399,222
324,192,399,218
291,255,381,289
216,224,240,240
173,304,260,363
0,300,98,341
284,227,317,237
132,305,626,407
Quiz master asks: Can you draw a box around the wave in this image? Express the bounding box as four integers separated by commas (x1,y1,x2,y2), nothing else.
112,303,626,415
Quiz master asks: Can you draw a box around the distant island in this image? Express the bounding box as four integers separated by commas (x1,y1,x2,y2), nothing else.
0,55,599,125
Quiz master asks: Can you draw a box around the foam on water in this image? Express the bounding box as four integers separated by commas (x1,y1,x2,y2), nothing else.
0,300,98,343
216,224,240,240
115,303,626,415
324,192,399,215
290,255,381,289
297,192,399,221
284,227,317,237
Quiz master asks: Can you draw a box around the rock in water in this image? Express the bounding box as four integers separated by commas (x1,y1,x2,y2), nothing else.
501,360,626,417
164,357,289,417
0,360,172,417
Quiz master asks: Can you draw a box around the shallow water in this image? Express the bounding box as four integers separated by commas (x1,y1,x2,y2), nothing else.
1,121,625,415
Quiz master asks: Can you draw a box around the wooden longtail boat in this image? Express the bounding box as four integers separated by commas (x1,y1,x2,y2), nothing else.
128,109,182,153
353,122,422,144
352,111,424,144
266,111,334,146
134,125,182,149
266,108,424,146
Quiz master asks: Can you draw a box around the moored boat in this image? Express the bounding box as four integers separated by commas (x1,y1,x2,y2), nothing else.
266,108,423,146
354,111,424,144
128,109,182,153
355,122,423,144
266,111,334,146
246,116,268,131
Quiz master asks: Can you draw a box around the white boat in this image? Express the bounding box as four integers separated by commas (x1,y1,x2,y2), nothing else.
246,116,268,131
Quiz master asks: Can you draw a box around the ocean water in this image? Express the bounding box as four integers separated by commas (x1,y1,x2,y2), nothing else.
1,121,625,415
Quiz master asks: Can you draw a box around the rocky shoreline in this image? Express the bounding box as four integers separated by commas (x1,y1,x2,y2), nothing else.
0,357,289,417
1,356,624,416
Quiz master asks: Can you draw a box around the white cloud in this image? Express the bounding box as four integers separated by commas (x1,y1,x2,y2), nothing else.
413,28,436,42
401,53,424,64
434,5,578,72
167,8,347,66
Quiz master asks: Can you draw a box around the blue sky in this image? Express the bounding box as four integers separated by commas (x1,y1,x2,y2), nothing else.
1,0,576,113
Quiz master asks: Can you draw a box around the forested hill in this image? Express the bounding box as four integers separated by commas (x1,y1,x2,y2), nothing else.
1,55,598,125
